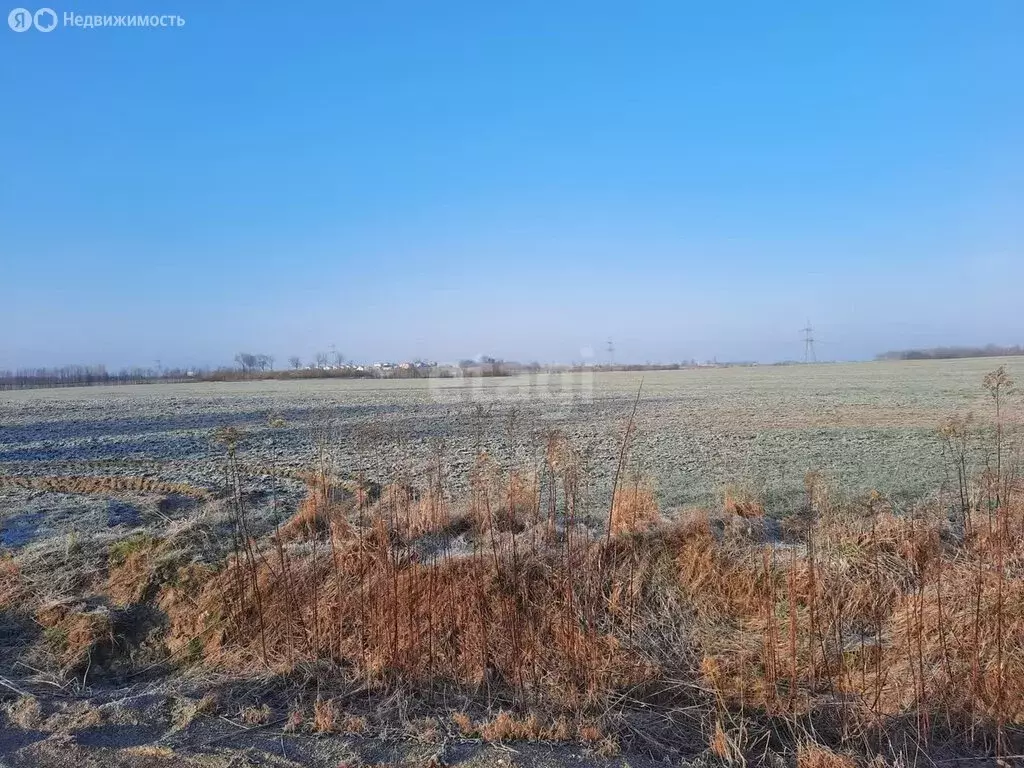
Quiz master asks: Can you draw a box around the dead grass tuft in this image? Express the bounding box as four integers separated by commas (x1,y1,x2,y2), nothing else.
106,534,161,607
710,719,743,764
195,691,220,716
312,696,339,733
0,554,24,608
609,481,661,535
722,486,765,519
577,723,605,744
341,713,368,734
278,475,353,542
480,711,538,742
407,716,441,742
797,742,858,768
451,711,476,737
35,602,114,675
284,704,304,733
8,695,42,729
593,735,621,757
240,704,271,725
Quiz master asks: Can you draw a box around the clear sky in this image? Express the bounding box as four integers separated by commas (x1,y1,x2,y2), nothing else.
2,1,1022,369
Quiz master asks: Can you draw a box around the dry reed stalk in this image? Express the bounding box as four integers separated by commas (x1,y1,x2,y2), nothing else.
605,379,643,545
788,546,798,712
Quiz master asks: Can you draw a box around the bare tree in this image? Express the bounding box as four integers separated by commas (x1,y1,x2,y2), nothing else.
289,356,302,369
235,352,258,375
315,352,328,369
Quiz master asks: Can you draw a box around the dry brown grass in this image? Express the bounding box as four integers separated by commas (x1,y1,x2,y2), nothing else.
8,460,1024,758
340,713,369,734
453,710,596,744
277,474,354,542
34,602,114,675
796,742,858,768
240,704,271,725
8,695,43,729
195,691,220,716
722,486,765,519
451,711,476,737
480,711,541,741
710,719,731,761
176,505,669,708
106,535,161,607
124,447,1024,760
312,696,339,733
155,562,221,659
307,697,367,734
0,554,24,608
406,716,441,742
609,481,661,535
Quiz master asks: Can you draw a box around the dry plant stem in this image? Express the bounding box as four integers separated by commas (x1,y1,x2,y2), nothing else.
227,441,268,665
606,378,643,545
935,553,951,733
627,477,639,639
970,543,982,743
788,547,798,712
762,548,778,709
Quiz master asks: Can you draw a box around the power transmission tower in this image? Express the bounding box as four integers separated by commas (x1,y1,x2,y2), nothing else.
800,321,817,363
606,338,615,367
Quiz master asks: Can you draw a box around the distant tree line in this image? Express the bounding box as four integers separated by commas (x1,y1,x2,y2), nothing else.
1,353,745,391
876,344,1024,361
0,364,194,390
200,366,374,382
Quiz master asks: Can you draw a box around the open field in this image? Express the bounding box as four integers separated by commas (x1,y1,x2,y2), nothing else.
2,357,1022,514
1,358,1023,766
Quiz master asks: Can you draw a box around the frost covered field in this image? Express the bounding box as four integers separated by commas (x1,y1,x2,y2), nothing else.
2,357,1021,519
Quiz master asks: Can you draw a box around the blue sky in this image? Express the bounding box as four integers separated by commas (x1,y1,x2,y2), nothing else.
2,1,1021,369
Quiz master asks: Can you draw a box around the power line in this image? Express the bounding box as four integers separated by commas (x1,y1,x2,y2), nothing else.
800,321,817,363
